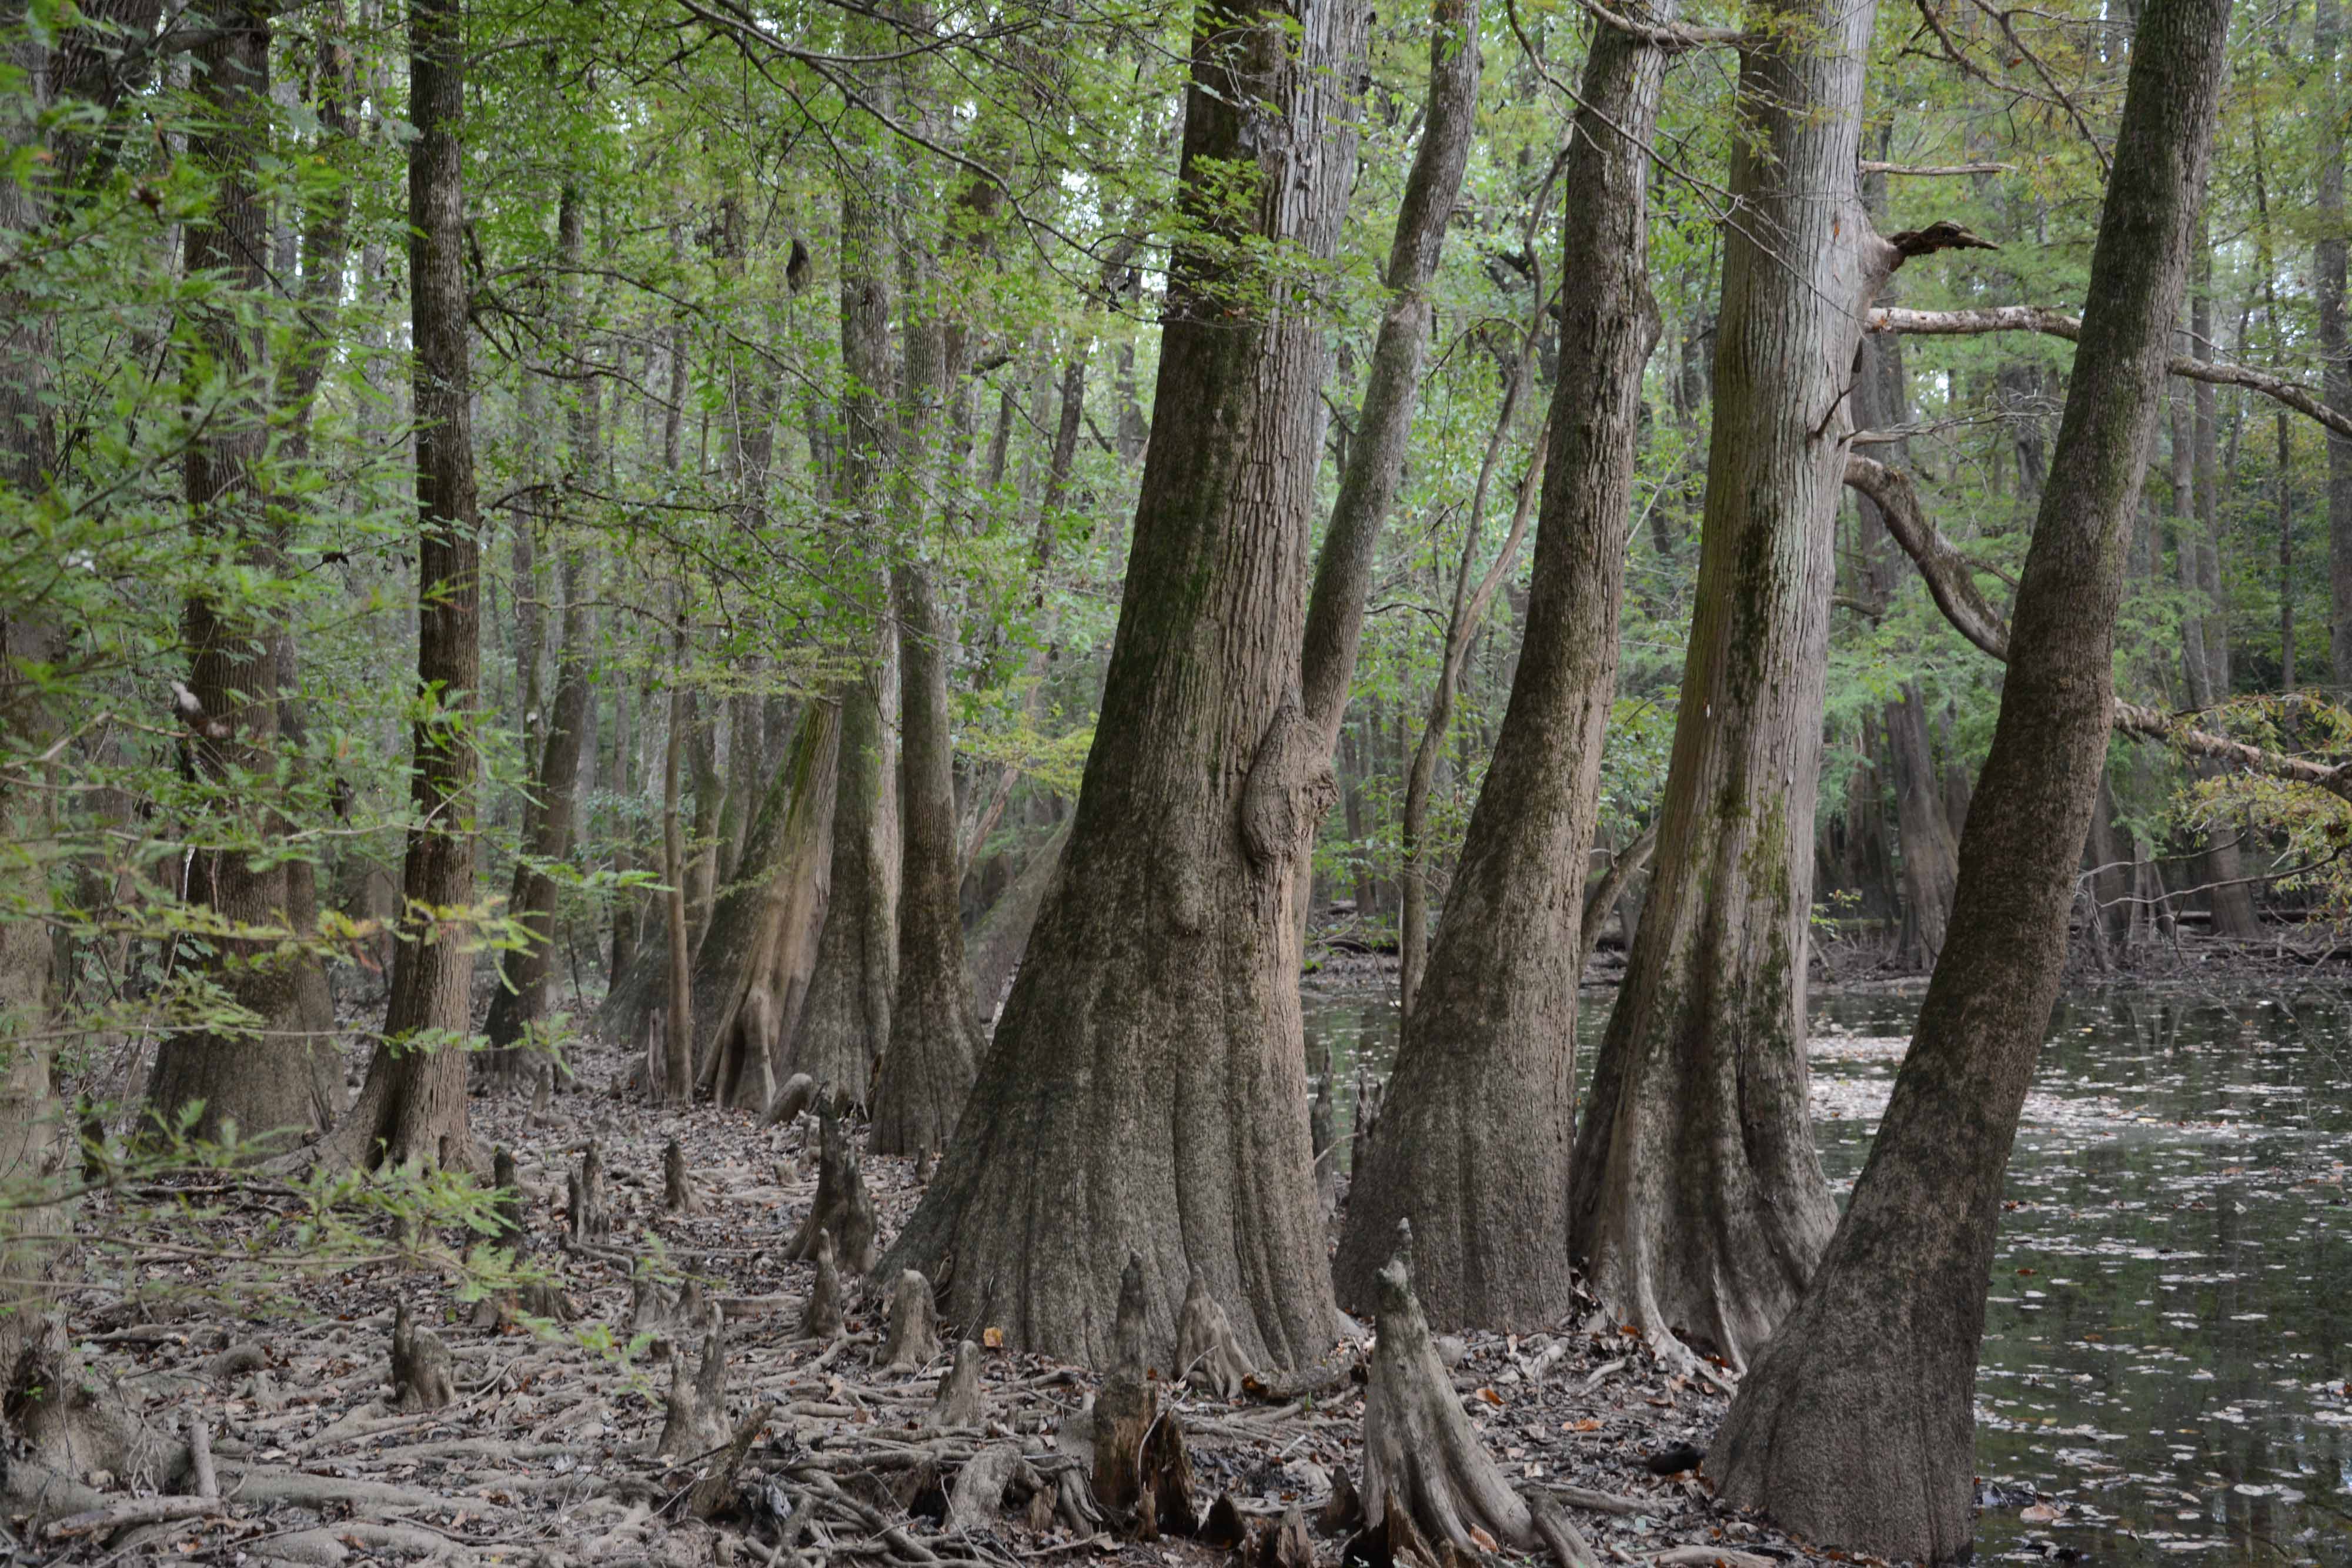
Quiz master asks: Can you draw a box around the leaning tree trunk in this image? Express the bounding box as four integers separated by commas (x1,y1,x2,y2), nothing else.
1331,0,1665,1332
879,0,1369,1369
320,0,481,1170
1563,0,1987,1366
148,0,326,1150
1294,0,1480,768
1710,0,2230,1554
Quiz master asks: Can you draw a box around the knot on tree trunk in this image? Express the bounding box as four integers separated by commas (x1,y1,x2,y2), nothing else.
1241,704,1338,869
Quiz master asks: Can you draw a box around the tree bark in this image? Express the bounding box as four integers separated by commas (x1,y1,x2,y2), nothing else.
1565,0,1937,1369
966,821,1071,1023
879,0,1369,1368
872,559,984,1154
320,0,482,1170
1710,0,2231,1552
480,542,595,1075
662,606,694,1105
783,152,898,1105
148,0,326,1149
1332,0,1663,1332
2325,0,2352,688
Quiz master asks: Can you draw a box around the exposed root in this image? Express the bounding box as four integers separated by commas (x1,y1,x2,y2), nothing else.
786,1096,878,1273
567,1140,613,1245
657,1308,730,1459
664,1136,699,1214
1361,1225,1536,1556
389,1302,455,1413
1177,1268,1254,1400
947,1441,1044,1533
926,1339,984,1430
878,1269,941,1372
800,1227,846,1340
1091,1252,1194,1541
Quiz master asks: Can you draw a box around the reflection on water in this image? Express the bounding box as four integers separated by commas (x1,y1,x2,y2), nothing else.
1301,979,2352,1567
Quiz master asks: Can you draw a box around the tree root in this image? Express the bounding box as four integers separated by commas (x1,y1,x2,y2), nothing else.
666,1136,700,1214
1361,1226,1536,1557
879,1269,941,1372
926,1340,984,1430
946,1442,1044,1533
801,1228,846,1340
658,1309,731,1459
1177,1269,1254,1400
390,1302,455,1413
787,1097,878,1273
1091,1253,1194,1541
568,1140,613,1245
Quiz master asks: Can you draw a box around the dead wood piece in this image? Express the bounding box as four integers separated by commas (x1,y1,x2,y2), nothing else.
765,1071,818,1127
1177,1269,1255,1400
801,1227,846,1340
657,1308,731,1459
1362,1225,1535,1556
926,1339,985,1430
879,1269,942,1372
186,1412,218,1499
947,1441,1044,1533
1091,1252,1194,1541
43,1495,223,1542
665,1136,699,1215
568,1140,613,1244
687,1408,773,1518
390,1302,455,1413
1317,1468,1364,1536
1253,1507,1313,1568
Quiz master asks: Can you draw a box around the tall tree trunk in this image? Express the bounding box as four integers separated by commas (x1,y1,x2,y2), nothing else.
321,0,482,1170
2321,0,2352,689
1565,0,1978,1366
783,154,898,1104
1332,0,1662,1332
483,181,601,1079
480,544,595,1073
661,604,694,1104
873,557,984,1153
1710,0,2230,1551
880,0,1369,1368
148,0,326,1149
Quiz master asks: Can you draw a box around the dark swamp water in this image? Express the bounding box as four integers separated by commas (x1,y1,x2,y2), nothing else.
1299,979,2352,1567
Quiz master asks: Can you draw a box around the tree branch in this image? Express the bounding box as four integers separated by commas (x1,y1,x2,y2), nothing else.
1867,306,2352,441
1843,455,2352,805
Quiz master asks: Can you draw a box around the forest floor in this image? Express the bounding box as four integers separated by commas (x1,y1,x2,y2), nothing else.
32,1020,1859,1568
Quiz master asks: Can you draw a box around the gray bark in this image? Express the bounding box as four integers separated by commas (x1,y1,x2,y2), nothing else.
1712,0,2232,1552
879,0,1369,1368
1333,0,1664,1332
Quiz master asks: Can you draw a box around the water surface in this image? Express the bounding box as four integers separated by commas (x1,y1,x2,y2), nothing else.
1300,978,2352,1567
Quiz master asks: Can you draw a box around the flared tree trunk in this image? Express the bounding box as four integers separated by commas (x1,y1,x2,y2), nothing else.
1710,0,2230,1552
879,0,1368,1369
148,0,326,1149
320,0,482,1170
1331,0,1666,1332
694,702,840,1109
1564,0,1979,1366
